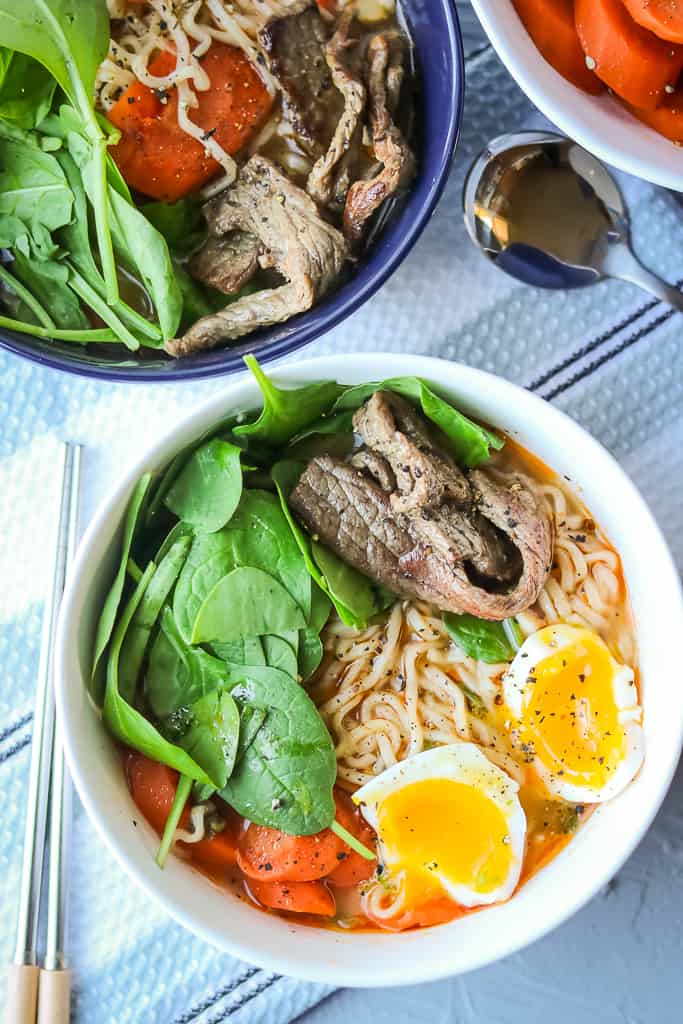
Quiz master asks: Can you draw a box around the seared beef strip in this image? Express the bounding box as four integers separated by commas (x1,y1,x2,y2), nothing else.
343,31,416,243
290,392,553,619
259,1,342,157
189,230,261,295
307,13,366,210
166,156,347,357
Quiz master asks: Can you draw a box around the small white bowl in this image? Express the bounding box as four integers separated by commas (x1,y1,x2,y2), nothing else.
471,0,683,192
56,354,683,986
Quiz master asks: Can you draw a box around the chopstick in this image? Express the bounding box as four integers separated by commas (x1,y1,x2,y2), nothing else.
6,443,82,1024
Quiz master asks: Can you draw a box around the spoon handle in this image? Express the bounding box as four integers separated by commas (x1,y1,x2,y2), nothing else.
599,238,683,313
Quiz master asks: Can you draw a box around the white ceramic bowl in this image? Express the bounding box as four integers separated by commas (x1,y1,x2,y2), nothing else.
56,353,683,986
471,0,683,192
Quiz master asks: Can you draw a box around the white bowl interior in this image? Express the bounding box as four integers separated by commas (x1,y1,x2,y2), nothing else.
472,0,683,192
56,354,683,986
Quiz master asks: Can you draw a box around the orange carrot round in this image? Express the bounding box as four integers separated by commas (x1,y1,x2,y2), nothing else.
512,0,603,94
109,44,272,201
247,878,336,916
327,790,377,887
237,819,344,882
627,88,683,141
126,751,190,834
575,0,683,110
622,0,683,44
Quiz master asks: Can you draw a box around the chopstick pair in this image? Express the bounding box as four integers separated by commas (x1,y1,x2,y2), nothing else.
6,443,82,1024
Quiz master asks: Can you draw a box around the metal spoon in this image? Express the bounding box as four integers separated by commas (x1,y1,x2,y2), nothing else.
463,130,683,312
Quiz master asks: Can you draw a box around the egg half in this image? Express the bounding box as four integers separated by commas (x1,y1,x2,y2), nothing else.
353,743,526,909
503,624,644,803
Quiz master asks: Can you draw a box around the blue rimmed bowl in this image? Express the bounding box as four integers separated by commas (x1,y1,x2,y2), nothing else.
0,1,464,383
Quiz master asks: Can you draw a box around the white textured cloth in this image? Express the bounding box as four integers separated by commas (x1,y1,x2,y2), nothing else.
1,24,682,1024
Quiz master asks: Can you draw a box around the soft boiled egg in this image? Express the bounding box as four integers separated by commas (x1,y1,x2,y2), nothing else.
503,624,644,803
352,743,526,909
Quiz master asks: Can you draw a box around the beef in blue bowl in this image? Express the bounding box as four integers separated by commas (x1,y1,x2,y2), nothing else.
0,0,463,382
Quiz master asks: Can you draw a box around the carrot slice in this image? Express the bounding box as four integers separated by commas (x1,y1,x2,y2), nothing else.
237,819,344,882
622,0,683,44
627,87,683,141
126,751,191,834
248,878,336,917
126,752,239,867
109,44,272,201
575,0,683,110
512,0,603,95
327,790,377,887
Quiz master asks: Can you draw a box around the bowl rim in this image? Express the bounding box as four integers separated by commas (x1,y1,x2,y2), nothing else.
0,5,464,384
471,0,683,192
55,353,683,986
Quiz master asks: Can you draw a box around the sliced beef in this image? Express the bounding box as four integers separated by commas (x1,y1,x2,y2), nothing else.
343,31,416,244
307,14,366,210
189,230,261,295
259,1,342,157
166,155,347,357
290,391,553,620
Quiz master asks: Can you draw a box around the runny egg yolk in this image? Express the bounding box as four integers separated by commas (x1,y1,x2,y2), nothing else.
519,629,626,791
377,777,515,901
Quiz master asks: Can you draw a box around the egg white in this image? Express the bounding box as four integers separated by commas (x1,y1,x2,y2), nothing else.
503,624,644,803
353,743,527,908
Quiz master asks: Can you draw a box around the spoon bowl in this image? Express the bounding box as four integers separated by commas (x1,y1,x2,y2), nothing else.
463,131,683,311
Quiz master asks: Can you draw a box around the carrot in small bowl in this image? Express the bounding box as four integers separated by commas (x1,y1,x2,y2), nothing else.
109,44,272,202
247,878,336,917
575,0,683,110
326,789,377,887
627,88,683,143
512,0,603,95
237,819,345,882
622,0,683,45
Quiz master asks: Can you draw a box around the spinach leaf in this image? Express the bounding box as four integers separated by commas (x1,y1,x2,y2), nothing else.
56,150,161,344
211,635,265,666
176,689,240,790
118,535,191,704
311,540,379,628
289,410,355,446
0,0,117,301
164,439,243,534
156,773,191,868
191,566,307,644
220,665,336,835
0,262,52,328
310,583,332,633
443,613,522,664
0,134,72,235
173,489,311,642
235,703,267,760
271,460,378,629
146,606,227,718
235,355,346,446
141,198,206,253
262,634,298,679
155,521,194,564
333,378,504,468
11,250,89,330
298,628,323,681
67,129,181,341
0,50,56,129
91,474,152,697
103,565,214,787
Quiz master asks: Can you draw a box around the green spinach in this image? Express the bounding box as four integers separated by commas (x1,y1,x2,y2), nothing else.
146,606,227,718
102,565,214,787
191,567,307,644
235,355,346,445
0,50,55,128
164,438,243,533
91,474,152,698
177,689,240,790
220,665,336,834
173,489,311,642
443,613,522,664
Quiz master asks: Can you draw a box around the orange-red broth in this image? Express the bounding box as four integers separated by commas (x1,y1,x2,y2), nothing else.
124,440,633,932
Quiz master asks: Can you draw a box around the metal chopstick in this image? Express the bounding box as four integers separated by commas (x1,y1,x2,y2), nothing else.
37,445,82,1024
6,443,81,1024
